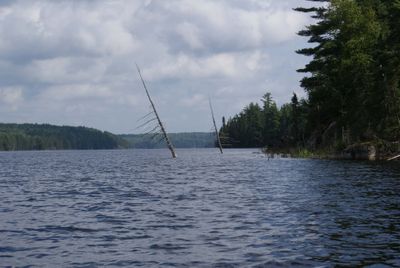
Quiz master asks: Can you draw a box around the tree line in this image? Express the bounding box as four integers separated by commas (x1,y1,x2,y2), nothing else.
0,124,217,151
0,123,128,151
221,0,400,150
220,93,307,149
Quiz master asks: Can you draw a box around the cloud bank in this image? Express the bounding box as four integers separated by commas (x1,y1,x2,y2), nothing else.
0,0,312,133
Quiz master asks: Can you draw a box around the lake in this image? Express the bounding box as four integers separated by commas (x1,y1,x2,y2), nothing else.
0,149,399,267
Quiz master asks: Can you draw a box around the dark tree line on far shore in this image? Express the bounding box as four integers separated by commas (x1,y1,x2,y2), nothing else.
0,123,128,151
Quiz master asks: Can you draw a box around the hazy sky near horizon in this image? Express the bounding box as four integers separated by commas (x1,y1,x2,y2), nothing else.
0,0,315,134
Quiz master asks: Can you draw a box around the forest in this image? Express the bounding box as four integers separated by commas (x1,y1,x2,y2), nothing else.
0,124,128,151
0,123,216,151
220,0,400,153
220,93,307,149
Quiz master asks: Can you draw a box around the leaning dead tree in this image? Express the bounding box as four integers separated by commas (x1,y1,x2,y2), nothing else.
209,97,223,154
388,154,400,161
136,64,177,158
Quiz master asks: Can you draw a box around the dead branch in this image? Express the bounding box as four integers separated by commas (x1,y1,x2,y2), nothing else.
136,117,158,130
137,111,155,122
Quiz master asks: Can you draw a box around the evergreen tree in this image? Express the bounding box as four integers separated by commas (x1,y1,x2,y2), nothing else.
296,0,400,145
261,93,280,147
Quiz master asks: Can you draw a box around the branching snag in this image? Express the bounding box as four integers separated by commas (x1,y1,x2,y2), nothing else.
209,97,223,154
136,64,177,158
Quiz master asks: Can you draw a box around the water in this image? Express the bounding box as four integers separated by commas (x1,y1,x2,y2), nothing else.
0,149,399,267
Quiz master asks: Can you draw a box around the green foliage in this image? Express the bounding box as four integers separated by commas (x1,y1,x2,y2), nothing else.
294,148,315,158
296,0,400,146
220,92,308,148
222,1,400,152
0,123,128,151
262,93,280,147
221,0,400,151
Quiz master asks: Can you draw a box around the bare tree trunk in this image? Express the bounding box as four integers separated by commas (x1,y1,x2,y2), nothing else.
388,154,400,161
209,97,223,154
136,64,177,158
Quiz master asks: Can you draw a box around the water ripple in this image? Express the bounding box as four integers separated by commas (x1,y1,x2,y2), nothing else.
0,149,399,267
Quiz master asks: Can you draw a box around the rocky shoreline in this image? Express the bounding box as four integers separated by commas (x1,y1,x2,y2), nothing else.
262,141,400,161
331,142,400,161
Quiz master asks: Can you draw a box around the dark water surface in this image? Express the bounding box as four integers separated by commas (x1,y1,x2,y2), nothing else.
1,149,399,267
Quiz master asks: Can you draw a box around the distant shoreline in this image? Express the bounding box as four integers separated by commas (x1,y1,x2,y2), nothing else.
0,123,217,151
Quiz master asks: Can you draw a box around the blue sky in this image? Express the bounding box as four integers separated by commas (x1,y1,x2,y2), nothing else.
0,0,315,134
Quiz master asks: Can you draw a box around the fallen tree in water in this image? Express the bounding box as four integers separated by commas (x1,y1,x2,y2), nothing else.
136,64,177,158
388,154,400,161
209,97,223,154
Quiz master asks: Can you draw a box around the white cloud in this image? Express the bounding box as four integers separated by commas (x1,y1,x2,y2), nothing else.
0,86,23,110
143,52,238,80
180,94,207,108
39,84,113,101
27,57,107,84
0,86,22,103
137,0,308,56
176,22,204,50
0,0,313,133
